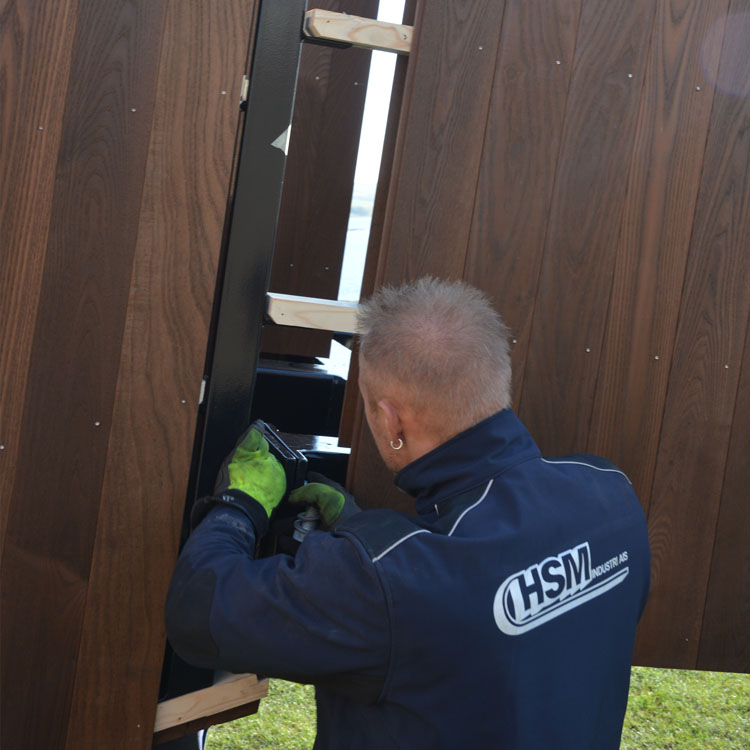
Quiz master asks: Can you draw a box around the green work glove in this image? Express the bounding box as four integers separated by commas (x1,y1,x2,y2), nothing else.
214,423,286,516
289,471,360,529
191,421,286,534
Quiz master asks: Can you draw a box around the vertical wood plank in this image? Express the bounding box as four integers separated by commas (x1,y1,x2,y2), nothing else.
378,0,507,284
697,310,750,673
263,0,378,358
463,0,582,409
63,2,257,746
0,1,168,746
518,0,657,455
587,0,729,512
0,0,79,560
349,0,508,510
635,1,750,669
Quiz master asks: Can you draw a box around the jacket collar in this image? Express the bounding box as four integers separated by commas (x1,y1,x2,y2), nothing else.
394,410,541,517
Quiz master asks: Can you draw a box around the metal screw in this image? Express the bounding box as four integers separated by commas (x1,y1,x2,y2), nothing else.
478,46,484,51
290,263,294,267
512,338,518,344
654,355,660,360
131,108,137,113
221,90,227,95
94,421,101,427
315,75,320,80
724,364,729,369
628,73,633,79
585,348,591,353
696,86,701,91
181,399,186,404
0,445,5,450
556,60,561,65
38,126,44,130
324,266,329,270
354,81,359,86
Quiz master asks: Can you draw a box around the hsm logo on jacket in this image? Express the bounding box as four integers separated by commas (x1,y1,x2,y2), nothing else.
493,542,629,635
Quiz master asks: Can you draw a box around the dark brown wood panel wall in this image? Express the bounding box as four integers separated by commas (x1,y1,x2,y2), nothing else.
587,0,730,512
517,0,657,451
346,0,750,672
464,0,582,407
63,2,257,745
699,311,750,672
0,0,259,746
0,0,79,562
262,0,378,358
2,3,169,745
634,0,750,669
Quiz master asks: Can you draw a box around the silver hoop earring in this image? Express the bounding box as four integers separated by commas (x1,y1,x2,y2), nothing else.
390,438,404,451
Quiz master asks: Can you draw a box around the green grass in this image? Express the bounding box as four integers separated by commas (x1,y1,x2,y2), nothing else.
206,668,750,749
207,680,316,750
621,668,750,748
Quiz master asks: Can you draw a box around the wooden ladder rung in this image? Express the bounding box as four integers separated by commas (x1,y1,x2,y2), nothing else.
266,292,360,333
303,9,413,55
154,673,268,735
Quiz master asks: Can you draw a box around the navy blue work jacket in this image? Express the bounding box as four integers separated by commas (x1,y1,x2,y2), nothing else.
166,409,650,749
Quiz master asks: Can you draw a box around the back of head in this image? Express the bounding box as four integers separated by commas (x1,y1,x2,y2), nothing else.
357,277,512,441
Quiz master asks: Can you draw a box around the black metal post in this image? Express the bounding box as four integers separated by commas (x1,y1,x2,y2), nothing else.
193,0,309,501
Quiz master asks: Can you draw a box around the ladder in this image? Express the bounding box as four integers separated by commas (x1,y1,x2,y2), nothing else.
154,3,413,743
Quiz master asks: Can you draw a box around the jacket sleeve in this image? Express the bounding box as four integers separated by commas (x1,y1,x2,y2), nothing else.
165,505,390,698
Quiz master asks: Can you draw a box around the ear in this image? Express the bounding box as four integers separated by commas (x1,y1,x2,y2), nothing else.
377,398,403,443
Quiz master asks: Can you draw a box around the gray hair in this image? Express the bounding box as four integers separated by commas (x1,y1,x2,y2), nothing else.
357,277,512,438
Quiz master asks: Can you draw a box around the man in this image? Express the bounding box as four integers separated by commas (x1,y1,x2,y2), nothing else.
166,277,650,749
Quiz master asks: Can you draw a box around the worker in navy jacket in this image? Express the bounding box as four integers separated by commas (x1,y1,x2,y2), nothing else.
166,277,650,749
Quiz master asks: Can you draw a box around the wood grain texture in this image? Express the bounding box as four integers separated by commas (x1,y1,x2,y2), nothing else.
62,2,257,747
263,0,377,358
587,0,729,514
0,1,168,747
153,700,261,745
304,10,413,54
463,0,582,411
517,0,657,454
698,307,750,673
267,292,359,332
349,0,508,510
378,0,508,284
0,0,79,562
634,0,750,669
154,674,268,733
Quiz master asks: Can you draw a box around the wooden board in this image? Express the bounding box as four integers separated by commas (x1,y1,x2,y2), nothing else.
304,9,413,54
0,3,168,746
378,0,507,285
154,674,268,734
464,0,582,411
517,0,657,454
698,310,750,673
0,0,260,747
587,0,729,513
61,3,258,747
0,0,78,563
267,292,359,332
634,0,750,669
